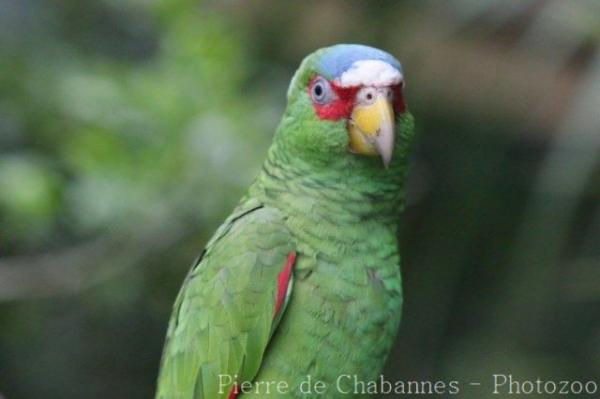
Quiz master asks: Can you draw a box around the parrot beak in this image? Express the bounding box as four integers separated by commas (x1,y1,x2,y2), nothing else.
348,88,395,168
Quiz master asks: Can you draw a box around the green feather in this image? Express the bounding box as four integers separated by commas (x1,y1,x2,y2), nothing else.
156,44,416,398
156,201,295,399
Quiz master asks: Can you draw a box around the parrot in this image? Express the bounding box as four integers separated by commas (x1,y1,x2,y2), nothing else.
155,44,416,398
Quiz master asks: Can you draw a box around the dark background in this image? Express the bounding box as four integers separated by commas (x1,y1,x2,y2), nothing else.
0,1,599,398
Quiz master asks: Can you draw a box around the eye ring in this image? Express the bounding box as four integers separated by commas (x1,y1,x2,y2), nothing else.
357,87,378,104
310,77,335,104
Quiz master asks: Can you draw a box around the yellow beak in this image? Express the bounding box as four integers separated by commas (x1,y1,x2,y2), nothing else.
348,92,395,168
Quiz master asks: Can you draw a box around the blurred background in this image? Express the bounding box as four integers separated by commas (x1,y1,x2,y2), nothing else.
0,0,598,397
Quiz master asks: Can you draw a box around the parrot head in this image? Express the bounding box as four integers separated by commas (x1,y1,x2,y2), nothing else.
277,44,411,170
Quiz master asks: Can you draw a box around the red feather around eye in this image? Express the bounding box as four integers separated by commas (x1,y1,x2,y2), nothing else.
392,83,407,114
309,78,406,121
308,78,358,121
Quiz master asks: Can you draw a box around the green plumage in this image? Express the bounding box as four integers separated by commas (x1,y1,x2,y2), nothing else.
156,44,416,398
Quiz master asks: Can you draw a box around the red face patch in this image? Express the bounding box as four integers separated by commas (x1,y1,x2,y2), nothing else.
308,77,358,121
392,83,407,114
308,76,406,121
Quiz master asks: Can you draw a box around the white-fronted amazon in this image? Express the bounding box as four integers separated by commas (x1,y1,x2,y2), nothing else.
156,44,416,398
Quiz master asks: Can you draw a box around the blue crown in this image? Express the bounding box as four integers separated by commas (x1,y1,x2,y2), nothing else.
317,44,402,80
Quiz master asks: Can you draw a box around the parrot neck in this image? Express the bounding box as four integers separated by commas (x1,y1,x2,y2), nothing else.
249,146,408,226
248,112,415,225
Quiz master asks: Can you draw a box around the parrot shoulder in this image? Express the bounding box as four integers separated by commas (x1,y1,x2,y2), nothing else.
156,199,296,399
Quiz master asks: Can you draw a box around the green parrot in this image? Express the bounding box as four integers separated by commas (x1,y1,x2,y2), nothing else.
156,44,416,398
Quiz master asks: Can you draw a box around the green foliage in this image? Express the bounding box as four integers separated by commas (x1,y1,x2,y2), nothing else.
0,0,271,249
0,154,61,243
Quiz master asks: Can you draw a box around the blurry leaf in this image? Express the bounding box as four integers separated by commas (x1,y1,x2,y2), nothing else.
0,154,62,243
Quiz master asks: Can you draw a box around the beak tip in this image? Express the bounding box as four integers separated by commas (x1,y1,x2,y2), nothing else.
374,134,394,169
381,155,392,169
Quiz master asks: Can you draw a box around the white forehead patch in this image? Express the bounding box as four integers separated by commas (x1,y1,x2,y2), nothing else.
335,59,403,88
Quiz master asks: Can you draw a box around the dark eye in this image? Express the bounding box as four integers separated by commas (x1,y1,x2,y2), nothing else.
314,84,323,97
311,77,334,104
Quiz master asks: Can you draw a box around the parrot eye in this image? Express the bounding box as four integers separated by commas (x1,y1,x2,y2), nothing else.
356,87,378,105
310,77,336,104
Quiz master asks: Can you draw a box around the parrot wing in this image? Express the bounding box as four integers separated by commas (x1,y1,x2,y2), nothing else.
156,200,296,399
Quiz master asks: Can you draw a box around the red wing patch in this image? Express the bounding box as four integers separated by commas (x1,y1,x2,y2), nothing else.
228,384,239,399
227,253,296,398
273,251,296,319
